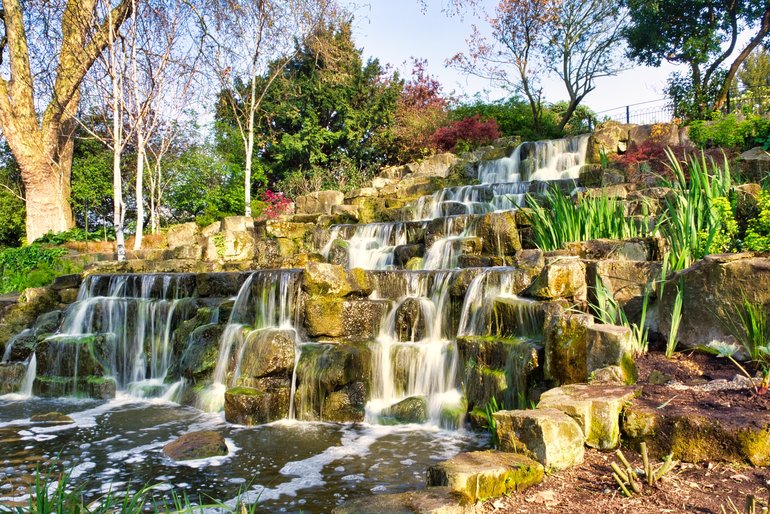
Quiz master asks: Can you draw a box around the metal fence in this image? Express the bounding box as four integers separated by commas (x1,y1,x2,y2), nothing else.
595,99,674,125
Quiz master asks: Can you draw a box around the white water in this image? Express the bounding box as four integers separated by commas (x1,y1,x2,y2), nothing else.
198,270,301,412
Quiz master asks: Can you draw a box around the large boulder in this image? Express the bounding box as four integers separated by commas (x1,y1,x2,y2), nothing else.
406,153,458,178
162,430,228,461
304,297,387,340
296,191,344,215
493,408,585,471
224,380,291,425
537,384,637,449
542,305,592,384
236,329,295,380
476,211,521,256
426,451,544,503
587,121,632,162
167,222,199,249
737,147,770,182
658,254,770,351
528,257,587,301
381,395,428,424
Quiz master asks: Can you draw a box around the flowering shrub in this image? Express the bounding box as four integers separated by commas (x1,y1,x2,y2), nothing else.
261,190,293,219
430,114,500,152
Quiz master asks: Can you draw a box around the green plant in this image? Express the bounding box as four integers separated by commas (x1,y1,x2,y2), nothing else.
526,188,650,251
659,149,734,270
482,397,503,448
704,296,770,395
599,146,610,169
0,244,74,294
610,443,676,497
666,278,684,358
744,189,770,252
591,275,650,356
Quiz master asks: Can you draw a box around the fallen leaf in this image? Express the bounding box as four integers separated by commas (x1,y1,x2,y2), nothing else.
730,474,750,482
525,489,559,507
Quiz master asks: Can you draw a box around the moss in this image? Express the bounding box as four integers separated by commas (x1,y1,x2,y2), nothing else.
304,295,345,338
737,428,770,466
226,386,262,397
620,352,638,385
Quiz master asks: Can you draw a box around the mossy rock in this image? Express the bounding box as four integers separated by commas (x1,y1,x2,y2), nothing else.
162,430,228,461
381,396,428,424
427,450,544,503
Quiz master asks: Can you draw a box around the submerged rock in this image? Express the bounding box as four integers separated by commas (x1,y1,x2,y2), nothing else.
163,430,228,461
333,487,470,514
30,412,74,424
381,396,428,424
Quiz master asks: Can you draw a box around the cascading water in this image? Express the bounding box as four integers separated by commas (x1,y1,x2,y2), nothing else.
45,274,196,396
367,271,462,426
198,270,302,412
317,134,588,271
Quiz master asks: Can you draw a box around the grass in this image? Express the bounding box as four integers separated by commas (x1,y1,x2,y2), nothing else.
659,149,734,271
666,278,684,358
592,274,650,357
526,187,650,251
0,463,262,514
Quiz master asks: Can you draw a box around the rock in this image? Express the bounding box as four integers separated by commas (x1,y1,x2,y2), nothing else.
224,381,291,425
294,343,371,421
528,258,586,301
221,216,254,232
332,487,470,514
543,305,592,384
395,297,428,342
266,220,314,240
50,274,81,291
344,187,378,200
394,244,424,267
426,450,544,503
514,249,544,279
492,297,545,338
167,222,199,249
658,254,770,351
331,204,359,221
30,412,74,424
304,297,387,340
382,396,428,424
407,152,458,178
296,191,344,215
537,384,637,449
477,211,521,256
587,259,662,322
201,221,221,237
237,329,295,379
195,272,248,298
737,147,770,182
587,121,632,162
36,335,112,378
33,310,62,335
162,430,228,461
303,262,352,297
623,398,770,466
586,324,636,383
176,323,223,382
566,238,658,262
204,230,257,262
494,408,585,471
0,363,26,394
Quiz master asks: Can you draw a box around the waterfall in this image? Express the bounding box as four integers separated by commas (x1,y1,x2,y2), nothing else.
367,271,462,426
198,270,302,412
47,274,196,395
20,353,36,397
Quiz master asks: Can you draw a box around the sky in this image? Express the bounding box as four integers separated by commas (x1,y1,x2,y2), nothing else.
345,0,681,118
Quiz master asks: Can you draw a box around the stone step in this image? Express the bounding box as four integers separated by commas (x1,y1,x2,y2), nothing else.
426,450,544,503
332,487,471,514
537,383,637,449
493,408,584,471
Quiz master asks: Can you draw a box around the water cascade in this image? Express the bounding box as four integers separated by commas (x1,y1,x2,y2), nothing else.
42,274,197,396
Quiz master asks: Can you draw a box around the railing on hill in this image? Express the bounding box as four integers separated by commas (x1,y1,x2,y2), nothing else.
595,99,674,125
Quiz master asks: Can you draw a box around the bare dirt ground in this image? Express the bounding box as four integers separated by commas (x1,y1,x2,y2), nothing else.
482,349,770,514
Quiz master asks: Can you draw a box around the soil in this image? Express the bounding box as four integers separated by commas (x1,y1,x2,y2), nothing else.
483,349,770,514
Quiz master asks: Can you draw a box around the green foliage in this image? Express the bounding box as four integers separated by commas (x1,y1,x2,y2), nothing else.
165,146,245,227
482,397,503,448
0,141,25,247
659,150,734,270
525,188,650,251
688,113,770,150
592,275,650,357
35,228,115,245
743,190,770,252
70,138,114,229
0,461,263,513
666,278,684,359
0,245,72,294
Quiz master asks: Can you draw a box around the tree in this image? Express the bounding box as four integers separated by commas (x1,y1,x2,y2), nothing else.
194,0,340,217
0,0,132,241
0,142,24,247
739,47,770,90
448,0,624,133
624,0,770,117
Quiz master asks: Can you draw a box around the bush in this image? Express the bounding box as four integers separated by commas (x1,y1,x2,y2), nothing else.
0,244,73,294
35,228,114,245
430,114,500,152
744,189,770,252
688,113,770,150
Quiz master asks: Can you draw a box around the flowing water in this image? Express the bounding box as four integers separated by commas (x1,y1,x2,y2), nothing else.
0,136,588,511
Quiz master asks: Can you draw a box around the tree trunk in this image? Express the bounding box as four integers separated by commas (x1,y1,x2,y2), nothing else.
133,135,145,251
20,158,74,242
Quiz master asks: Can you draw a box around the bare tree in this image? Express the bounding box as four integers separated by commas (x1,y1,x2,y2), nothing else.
0,0,132,241
192,0,340,217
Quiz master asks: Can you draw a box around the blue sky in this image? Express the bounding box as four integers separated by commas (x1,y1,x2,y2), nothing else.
346,0,679,117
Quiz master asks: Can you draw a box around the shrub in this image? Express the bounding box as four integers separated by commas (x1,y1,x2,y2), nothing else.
430,114,500,152
743,189,770,252
688,113,770,150
0,245,72,294
260,190,293,219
